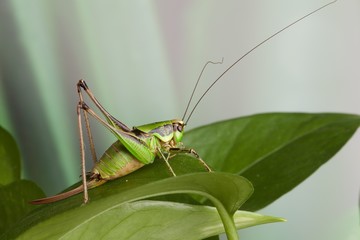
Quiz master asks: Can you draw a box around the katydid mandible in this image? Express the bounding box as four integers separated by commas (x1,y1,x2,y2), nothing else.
31,1,337,205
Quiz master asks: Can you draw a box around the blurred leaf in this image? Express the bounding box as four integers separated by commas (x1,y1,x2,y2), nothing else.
185,113,360,211
0,126,21,185
0,126,45,235
0,180,45,234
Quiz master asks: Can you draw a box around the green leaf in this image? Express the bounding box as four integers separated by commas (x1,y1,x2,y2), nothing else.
0,126,45,234
2,156,277,240
185,113,360,211
0,180,45,234
18,200,283,240
0,126,21,185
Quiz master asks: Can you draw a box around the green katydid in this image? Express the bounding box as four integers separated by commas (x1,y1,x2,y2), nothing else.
31,0,337,205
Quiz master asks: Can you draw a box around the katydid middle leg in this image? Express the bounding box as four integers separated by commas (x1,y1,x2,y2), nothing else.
169,147,212,172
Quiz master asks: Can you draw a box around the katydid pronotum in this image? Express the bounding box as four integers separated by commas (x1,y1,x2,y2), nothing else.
31,1,337,205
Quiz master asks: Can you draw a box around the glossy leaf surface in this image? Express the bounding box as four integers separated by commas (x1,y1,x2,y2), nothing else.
185,113,360,210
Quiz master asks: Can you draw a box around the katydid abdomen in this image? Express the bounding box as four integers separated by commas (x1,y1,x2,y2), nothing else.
31,141,144,204
91,140,145,181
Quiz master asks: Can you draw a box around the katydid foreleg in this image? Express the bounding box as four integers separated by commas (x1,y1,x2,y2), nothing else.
157,148,177,176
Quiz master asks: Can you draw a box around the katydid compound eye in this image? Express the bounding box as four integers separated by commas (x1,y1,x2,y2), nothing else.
177,125,183,132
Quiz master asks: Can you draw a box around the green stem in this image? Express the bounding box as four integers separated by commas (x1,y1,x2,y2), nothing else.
210,197,239,240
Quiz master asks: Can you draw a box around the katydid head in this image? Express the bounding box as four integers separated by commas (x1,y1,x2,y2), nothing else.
171,119,185,143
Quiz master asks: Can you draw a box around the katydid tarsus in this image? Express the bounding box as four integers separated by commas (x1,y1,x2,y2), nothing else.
31,1,337,205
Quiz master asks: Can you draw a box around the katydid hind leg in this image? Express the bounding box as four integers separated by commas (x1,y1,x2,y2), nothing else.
78,80,156,164
78,81,98,165
77,79,131,132
31,104,93,205
77,102,89,204
80,102,156,164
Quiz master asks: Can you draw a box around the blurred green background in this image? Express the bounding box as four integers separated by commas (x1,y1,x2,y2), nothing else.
0,0,359,239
